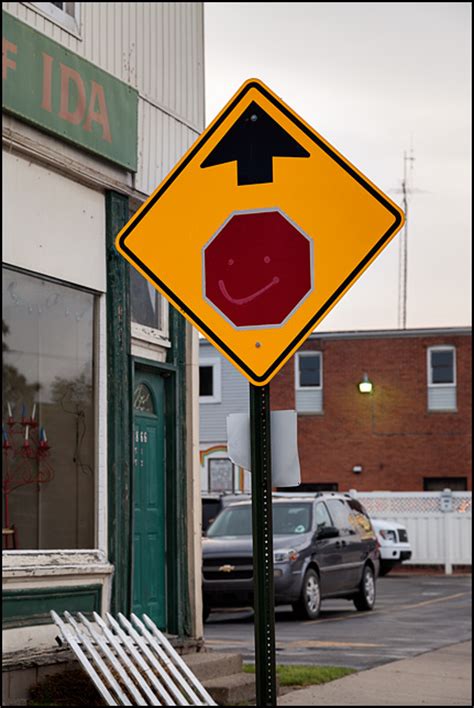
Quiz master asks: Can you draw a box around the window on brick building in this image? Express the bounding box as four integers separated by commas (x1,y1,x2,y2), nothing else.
423,477,467,491
277,483,338,493
427,346,456,412
295,352,323,414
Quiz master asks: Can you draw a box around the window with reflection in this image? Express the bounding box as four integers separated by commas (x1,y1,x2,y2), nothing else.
428,347,455,385
133,383,154,413
296,352,322,388
130,266,163,331
427,346,457,412
208,458,233,492
2,267,96,550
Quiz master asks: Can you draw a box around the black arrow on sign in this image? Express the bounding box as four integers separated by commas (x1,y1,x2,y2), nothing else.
200,101,310,186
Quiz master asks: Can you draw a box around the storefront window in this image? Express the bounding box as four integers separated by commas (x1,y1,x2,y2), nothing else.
2,267,95,550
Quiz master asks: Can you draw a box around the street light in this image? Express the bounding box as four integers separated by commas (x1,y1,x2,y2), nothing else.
358,373,373,394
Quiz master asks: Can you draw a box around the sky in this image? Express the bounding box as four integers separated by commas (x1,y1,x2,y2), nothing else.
203,2,471,332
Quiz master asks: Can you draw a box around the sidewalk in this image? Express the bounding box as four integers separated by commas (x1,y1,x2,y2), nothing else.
278,640,472,706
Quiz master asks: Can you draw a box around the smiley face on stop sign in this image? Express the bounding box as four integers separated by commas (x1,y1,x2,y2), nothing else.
203,209,313,328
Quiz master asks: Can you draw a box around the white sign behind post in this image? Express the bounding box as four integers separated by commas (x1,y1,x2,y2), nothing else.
227,410,301,487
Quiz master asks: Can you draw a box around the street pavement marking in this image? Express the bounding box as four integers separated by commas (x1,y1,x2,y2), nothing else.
306,591,469,625
285,640,385,649
205,638,385,652
396,592,468,611
204,592,469,640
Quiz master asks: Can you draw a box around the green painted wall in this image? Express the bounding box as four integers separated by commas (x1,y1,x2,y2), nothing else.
166,308,191,637
3,585,102,629
106,191,133,616
107,192,191,636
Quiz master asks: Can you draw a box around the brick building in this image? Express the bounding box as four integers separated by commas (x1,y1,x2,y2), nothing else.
199,327,472,493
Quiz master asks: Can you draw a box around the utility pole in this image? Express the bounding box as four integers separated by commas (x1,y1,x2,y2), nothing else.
398,148,415,329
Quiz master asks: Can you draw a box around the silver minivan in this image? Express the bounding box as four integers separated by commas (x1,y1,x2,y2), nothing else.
202,493,380,621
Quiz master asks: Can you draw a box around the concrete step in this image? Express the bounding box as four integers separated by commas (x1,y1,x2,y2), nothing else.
183,651,243,682
203,671,259,706
183,650,280,705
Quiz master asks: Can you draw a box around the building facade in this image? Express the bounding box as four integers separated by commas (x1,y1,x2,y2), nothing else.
3,1,205,694
199,328,472,493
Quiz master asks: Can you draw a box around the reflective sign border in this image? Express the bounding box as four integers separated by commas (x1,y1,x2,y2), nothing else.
116,79,403,385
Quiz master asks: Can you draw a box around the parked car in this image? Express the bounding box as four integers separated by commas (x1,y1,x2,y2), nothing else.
202,492,251,534
202,493,380,621
370,518,412,576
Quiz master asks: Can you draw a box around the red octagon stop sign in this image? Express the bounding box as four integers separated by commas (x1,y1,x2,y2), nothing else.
203,209,313,328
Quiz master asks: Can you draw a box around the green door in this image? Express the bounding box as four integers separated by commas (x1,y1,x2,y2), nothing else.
132,371,166,628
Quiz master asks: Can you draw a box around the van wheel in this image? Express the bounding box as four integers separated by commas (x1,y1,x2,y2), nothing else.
292,569,321,620
353,565,376,611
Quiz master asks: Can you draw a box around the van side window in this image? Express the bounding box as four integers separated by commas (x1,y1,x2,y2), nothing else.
347,498,374,538
315,502,332,530
325,499,356,535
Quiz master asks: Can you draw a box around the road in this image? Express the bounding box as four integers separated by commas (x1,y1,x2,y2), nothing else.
203,575,472,670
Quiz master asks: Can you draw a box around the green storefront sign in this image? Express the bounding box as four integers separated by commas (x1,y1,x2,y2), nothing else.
2,11,138,171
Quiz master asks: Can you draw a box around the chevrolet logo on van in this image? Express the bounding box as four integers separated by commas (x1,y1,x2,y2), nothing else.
219,564,235,573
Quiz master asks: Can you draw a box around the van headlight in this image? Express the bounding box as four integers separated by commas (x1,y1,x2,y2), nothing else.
274,549,299,563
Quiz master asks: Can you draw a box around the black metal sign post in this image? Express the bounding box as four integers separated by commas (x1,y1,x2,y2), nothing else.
249,383,277,707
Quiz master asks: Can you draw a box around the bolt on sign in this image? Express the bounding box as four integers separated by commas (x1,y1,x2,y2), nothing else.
116,78,404,385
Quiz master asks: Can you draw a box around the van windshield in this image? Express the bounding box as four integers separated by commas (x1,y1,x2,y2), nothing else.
206,503,312,537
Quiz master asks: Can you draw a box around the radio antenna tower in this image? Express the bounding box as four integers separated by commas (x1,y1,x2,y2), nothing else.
398,147,415,329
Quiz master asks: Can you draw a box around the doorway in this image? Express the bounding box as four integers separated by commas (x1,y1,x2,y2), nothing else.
132,367,166,628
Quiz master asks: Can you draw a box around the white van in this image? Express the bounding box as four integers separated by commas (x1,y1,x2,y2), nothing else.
371,519,412,576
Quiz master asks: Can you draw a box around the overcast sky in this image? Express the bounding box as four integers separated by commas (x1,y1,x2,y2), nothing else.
203,2,471,332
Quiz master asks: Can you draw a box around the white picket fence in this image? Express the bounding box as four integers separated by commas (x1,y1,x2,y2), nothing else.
349,489,472,574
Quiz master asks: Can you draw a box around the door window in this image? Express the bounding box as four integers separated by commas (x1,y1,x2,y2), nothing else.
314,502,332,531
133,383,154,413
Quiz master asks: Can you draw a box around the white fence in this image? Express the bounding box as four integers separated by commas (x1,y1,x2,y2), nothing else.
349,490,472,574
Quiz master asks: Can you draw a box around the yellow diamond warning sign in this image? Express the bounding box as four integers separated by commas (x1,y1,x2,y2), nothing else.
116,78,404,386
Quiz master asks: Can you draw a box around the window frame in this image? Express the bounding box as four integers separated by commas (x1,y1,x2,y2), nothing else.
2,264,105,556
427,346,456,388
423,476,467,492
325,498,356,536
208,457,234,493
314,501,333,530
130,302,170,349
25,2,81,37
199,358,222,404
295,351,323,390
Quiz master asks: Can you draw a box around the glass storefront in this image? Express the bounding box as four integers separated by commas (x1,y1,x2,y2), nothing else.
2,267,96,549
